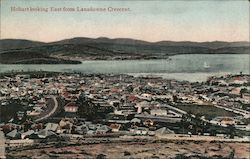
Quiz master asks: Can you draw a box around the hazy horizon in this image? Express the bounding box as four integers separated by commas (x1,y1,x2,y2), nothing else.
1,0,249,42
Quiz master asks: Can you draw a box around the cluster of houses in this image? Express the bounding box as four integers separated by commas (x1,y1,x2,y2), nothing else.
1,117,176,142
0,73,249,144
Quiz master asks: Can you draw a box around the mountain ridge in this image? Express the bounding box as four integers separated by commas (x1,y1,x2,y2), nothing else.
0,37,249,64
1,37,249,50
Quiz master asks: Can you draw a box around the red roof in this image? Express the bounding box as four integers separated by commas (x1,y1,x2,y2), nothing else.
64,102,78,108
127,95,139,102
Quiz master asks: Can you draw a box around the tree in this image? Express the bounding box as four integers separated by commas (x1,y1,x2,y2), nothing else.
96,154,106,159
228,124,236,139
173,95,178,103
240,88,247,98
180,114,192,134
77,96,98,121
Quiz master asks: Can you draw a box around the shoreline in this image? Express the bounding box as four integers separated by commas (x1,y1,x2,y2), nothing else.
0,53,248,64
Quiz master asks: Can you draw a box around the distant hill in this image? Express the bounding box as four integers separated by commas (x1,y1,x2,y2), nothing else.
0,50,81,64
52,37,151,45
0,37,249,64
155,41,250,49
0,39,46,51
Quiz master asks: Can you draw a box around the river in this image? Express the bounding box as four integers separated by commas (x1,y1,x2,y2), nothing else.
0,54,249,82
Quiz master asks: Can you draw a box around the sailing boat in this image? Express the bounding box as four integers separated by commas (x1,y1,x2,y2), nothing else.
203,62,210,69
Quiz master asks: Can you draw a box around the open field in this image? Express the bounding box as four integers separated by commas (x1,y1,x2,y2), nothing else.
174,104,237,120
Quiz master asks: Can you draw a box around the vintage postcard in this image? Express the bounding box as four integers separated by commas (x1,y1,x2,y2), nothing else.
0,0,249,158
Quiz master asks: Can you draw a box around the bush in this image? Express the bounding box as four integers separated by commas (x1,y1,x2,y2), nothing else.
124,151,131,156
96,154,106,159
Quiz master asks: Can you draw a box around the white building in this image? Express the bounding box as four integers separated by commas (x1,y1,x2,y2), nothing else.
150,109,168,116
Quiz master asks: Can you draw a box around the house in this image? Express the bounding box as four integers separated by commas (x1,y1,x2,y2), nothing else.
88,124,98,130
155,127,174,136
242,93,250,102
86,130,95,135
140,93,153,100
75,125,89,134
130,127,148,135
37,129,57,138
109,124,121,132
127,95,140,103
58,120,73,134
150,109,168,116
230,87,241,95
21,130,35,139
143,119,154,127
135,101,151,113
211,117,237,126
220,117,236,125
96,125,110,134
64,102,79,113
131,118,141,124
45,123,58,132
31,123,43,132
6,129,20,139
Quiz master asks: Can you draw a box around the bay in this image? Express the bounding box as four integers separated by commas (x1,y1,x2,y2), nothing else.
0,54,249,82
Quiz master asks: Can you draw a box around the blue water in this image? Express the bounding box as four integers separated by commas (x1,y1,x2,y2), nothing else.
0,54,249,81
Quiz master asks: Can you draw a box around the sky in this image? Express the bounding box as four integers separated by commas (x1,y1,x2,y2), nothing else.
1,0,249,42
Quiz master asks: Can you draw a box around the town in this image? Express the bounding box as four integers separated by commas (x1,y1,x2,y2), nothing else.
0,72,249,158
